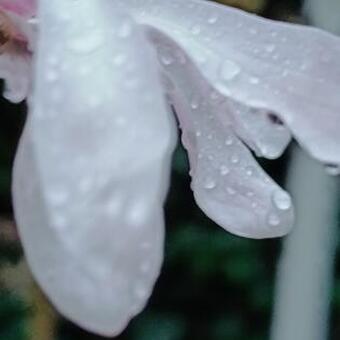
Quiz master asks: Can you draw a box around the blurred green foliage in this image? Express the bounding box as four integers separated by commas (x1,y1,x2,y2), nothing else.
0,0,339,340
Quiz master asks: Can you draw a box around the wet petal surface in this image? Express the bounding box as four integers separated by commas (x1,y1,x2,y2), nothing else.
150,29,294,238
13,0,175,336
118,0,340,165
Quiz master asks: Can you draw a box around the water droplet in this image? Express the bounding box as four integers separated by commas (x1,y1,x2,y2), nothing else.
47,55,59,66
210,91,220,102
227,187,236,195
245,166,254,176
45,70,58,83
191,25,201,35
247,191,254,198
204,177,216,190
160,53,174,66
48,189,68,206
134,285,148,299
68,31,105,54
113,53,127,66
325,164,340,176
221,60,241,81
272,190,292,211
126,201,148,228
52,214,68,230
265,44,276,53
140,262,151,274
105,196,122,217
78,177,93,193
191,96,200,110
140,242,152,250
249,77,260,85
268,213,280,227
220,165,230,176
225,136,234,146
117,21,132,38
230,154,239,164
208,15,218,24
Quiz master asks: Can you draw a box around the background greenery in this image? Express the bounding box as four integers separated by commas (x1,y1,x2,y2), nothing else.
1,0,339,339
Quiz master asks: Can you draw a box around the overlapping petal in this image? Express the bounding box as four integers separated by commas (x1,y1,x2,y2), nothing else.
117,0,340,165
13,0,175,336
150,29,293,238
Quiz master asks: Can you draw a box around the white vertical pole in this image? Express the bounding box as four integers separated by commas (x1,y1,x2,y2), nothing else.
271,3,340,339
271,147,338,340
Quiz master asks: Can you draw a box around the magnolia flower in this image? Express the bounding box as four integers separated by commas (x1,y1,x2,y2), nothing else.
2,0,340,336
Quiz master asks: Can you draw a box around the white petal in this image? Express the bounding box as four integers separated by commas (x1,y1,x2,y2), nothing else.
149,29,293,238
13,0,176,336
118,0,340,165
225,101,291,159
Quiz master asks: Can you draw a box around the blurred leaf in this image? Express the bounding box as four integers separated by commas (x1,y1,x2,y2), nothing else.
131,312,186,340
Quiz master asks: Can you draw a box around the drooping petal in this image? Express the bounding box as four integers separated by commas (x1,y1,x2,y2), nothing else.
0,0,36,17
13,0,176,336
117,0,340,165
149,28,294,238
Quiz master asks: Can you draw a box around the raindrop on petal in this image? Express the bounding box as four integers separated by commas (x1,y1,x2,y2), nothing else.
221,60,241,81
204,177,216,190
272,190,292,211
268,213,280,227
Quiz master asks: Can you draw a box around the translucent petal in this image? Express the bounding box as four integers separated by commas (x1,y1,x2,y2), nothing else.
227,101,291,159
13,0,176,336
118,0,340,165
150,28,294,238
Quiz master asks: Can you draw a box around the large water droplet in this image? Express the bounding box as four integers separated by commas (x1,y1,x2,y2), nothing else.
204,177,216,190
272,190,292,211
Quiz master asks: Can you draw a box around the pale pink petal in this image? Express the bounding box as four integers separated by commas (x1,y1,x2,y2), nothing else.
226,102,291,159
118,0,340,166
150,29,294,238
13,0,175,336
